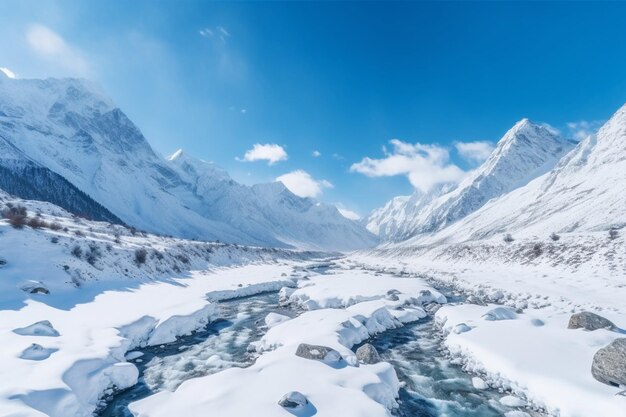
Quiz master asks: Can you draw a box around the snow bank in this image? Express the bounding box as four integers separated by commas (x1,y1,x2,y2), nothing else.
436,304,626,417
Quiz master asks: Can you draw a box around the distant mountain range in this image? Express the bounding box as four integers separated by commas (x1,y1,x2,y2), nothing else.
0,72,376,251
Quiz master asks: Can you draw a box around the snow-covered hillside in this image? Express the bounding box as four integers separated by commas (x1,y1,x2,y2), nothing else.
0,72,375,251
367,119,575,242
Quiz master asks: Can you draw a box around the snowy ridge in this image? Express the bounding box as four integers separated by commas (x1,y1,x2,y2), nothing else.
0,73,375,251
367,119,575,242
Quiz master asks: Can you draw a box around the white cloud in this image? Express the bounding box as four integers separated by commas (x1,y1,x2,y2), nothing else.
26,24,89,75
566,120,604,141
0,67,16,79
276,170,333,198
335,204,361,220
350,139,466,192
239,143,288,165
312,150,321,157
455,141,494,163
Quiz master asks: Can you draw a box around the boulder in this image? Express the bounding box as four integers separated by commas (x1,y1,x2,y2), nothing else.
592,338,626,387
295,343,342,362
568,311,614,331
278,391,308,409
453,323,472,334
356,343,381,364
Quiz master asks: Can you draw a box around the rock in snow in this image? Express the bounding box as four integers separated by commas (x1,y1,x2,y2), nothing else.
19,343,58,361
295,343,342,363
278,391,309,409
13,320,60,337
355,343,382,364
568,311,615,331
591,338,626,387
481,306,517,321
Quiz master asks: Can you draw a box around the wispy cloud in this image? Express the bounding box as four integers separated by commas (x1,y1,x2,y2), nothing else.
455,140,494,164
350,139,466,192
238,143,288,165
312,150,321,157
0,67,16,78
566,120,604,141
26,24,89,76
199,25,231,43
276,170,333,198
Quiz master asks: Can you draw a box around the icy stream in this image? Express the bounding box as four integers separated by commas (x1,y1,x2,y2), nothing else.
99,271,538,417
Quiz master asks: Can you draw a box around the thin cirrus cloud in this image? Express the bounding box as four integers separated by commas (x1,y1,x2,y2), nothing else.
350,139,466,192
238,143,288,165
312,150,321,157
454,141,494,164
566,120,604,141
199,26,231,43
26,24,90,76
276,170,333,198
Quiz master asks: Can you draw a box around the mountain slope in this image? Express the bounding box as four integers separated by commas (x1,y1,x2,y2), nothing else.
0,73,375,251
167,149,377,250
404,103,626,245
367,119,576,242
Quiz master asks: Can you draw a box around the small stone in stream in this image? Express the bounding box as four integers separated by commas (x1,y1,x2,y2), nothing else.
568,311,614,331
278,391,308,409
453,323,472,334
466,295,486,306
499,395,527,407
356,343,381,364
295,343,342,362
419,289,432,298
472,377,488,390
592,338,626,387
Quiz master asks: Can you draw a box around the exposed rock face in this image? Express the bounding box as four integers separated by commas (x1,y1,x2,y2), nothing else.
568,312,615,331
278,391,309,409
591,338,626,387
356,343,381,364
295,343,342,362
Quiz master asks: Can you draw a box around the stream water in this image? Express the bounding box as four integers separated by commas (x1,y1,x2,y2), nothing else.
99,271,536,417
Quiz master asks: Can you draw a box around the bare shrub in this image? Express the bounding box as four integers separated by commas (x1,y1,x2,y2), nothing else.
503,233,514,243
49,222,62,231
609,228,619,240
550,232,561,241
135,248,148,265
2,205,28,229
27,217,49,229
71,245,83,258
85,243,102,266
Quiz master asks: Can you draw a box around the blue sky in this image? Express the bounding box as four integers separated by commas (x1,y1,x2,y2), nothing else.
1,1,626,217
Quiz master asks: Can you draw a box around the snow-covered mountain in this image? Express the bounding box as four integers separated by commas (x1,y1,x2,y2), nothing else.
403,102,626,245
0,72,376,251
367,119,576,241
